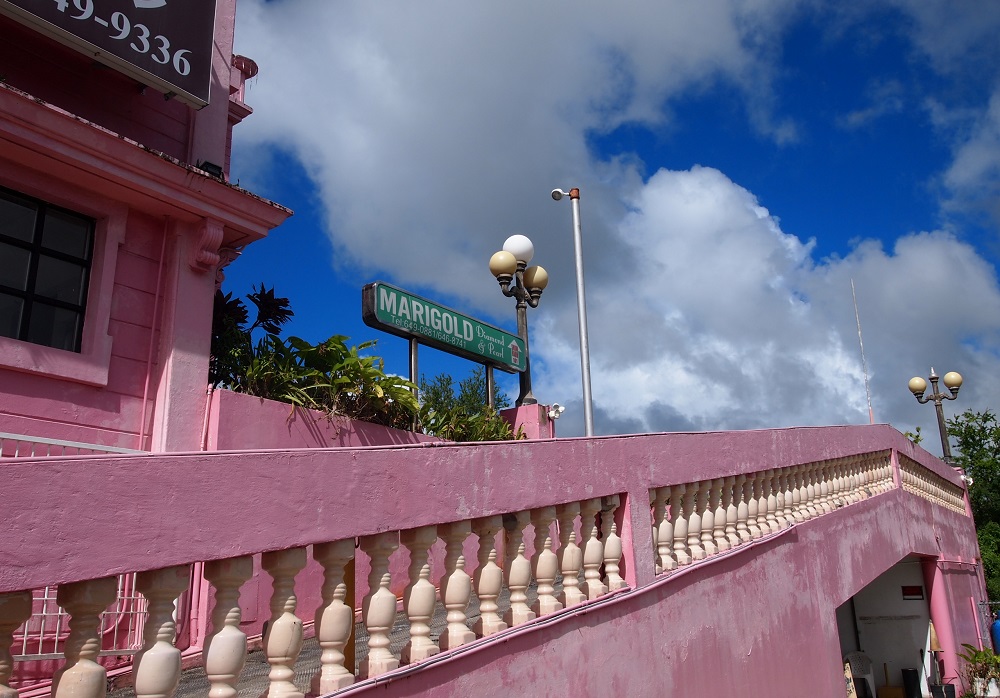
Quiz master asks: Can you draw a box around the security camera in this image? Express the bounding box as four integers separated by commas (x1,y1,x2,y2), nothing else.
547,403,565,420
551,189,567,201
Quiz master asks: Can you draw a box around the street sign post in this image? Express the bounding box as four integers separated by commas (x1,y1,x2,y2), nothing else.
362,282,525,374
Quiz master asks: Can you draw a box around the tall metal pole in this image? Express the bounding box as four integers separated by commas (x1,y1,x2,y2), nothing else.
514,267,536,406
928,370,953,462
568,188,595,436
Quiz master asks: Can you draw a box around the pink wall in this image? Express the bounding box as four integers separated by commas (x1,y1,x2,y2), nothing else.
208,389,441,450
1,424,983,694
0,0,289,453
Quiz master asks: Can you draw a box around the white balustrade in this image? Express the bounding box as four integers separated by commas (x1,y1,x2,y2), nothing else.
557,502,586,607
531,506,562,617
602,495,627,590
0,592,32,698
735,474,753,544
747,474,762,540
400,526,439,664
722,476,739,549
52,577,118,698
700,481,718,557
312,540,356,691
472,516,507,637
686,482,706,562
438,521,475,650
655,487,677,572
360,533,399,678
650,490,664,575
580,498,609,599
765,470,781,533
711,478,728,553
260,547,307,698
673,483,692,565
204,556,254,698
134,565,190,698
503,510,535,627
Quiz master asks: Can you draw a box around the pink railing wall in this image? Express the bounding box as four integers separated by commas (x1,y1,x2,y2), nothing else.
0,424,984,696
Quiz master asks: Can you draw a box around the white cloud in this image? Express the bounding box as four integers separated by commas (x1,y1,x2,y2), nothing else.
231,1,1000,445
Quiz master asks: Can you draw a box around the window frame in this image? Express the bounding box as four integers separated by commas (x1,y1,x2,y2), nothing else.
0,185,95,352
0,165,124,387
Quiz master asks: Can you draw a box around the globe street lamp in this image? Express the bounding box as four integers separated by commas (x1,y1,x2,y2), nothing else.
551,187,595,437
489,235,548,406
908,368,964,462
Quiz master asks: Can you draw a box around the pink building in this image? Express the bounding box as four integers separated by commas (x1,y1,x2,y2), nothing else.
0,3,989,698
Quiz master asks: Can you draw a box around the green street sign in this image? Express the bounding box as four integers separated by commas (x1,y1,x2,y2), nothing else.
362,282,525,373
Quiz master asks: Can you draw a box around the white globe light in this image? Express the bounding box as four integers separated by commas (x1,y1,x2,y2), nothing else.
503,234,534,263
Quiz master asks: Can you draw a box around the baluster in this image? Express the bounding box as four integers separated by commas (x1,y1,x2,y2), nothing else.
260,548,307,698
831,460,845,507
52,576,118,698
439,521,475,650
360,533,400,678
580,498,608,599
779,470,795,526
765,470,781,533
700,481,718,556
0,591,32,698
657,487,677,571
804,464,820,517
754,471,771,536
786,467,801,522
672,483,692,565
400,526,438,664
602,495,627,590
798,466,814,521
134,565,189,698
687,482,706,561
711,478,728,552
746,473,762,540
556,502,586,607
723,476,740,548
204,556,254,698
735,474,752,544
650,490,663,574
311,540,356,692
815,464,832,514
845,458,860,503
503,511,535,627
531,506,562,617
472,516,507,637
774,470,789,526
792,465,810,523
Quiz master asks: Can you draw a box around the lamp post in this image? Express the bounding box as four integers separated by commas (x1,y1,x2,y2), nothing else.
489,234,548,406
551,187,595,437
907,368,964,462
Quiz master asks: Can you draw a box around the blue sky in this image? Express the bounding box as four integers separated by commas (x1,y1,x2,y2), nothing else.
226,1,1000,447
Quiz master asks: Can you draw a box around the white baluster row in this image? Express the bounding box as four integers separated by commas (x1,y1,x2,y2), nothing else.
650,454,896,574
0,495,628,697
899,456,969,515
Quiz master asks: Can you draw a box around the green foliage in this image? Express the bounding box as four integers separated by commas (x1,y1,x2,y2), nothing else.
958,643,1000,692
949,409,1000,602
419,367,519,442
904,426,923,444
209,286,418,429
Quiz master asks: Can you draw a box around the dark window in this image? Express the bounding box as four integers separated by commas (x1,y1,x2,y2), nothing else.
0,186,94,352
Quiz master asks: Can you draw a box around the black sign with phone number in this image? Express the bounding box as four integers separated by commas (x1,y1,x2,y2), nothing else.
0,0,217,107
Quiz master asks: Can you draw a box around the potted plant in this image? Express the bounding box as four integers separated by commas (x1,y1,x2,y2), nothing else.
958,644,1000,697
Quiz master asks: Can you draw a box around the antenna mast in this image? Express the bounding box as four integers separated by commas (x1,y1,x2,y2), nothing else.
852,278,874,425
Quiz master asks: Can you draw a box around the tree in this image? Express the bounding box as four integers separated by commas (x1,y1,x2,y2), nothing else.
209,285,418,429
419,367,519,442
421,367,510,414
949,409,1000,599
